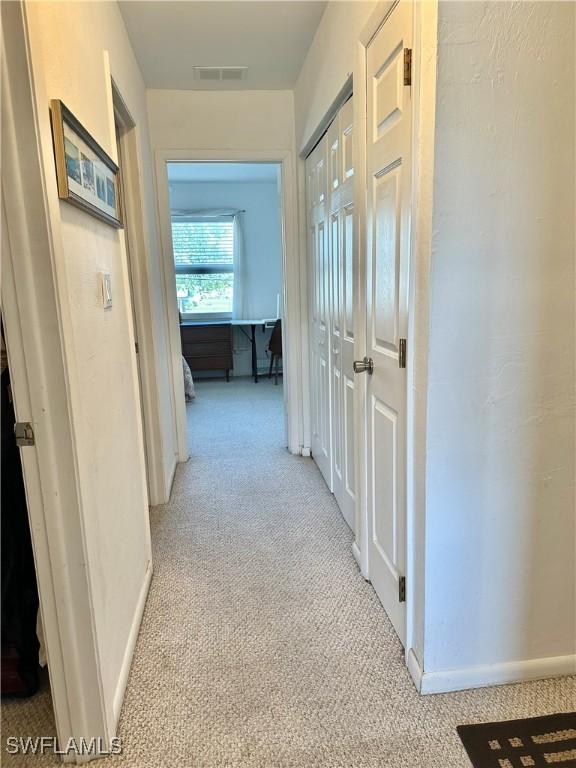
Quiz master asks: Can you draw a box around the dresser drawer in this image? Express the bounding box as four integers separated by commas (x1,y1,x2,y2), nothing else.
186,354,233,372
180,322,233,378
181,340,232,358
180,323,231,343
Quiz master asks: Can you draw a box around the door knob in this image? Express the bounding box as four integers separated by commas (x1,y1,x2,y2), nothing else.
353,357,374,374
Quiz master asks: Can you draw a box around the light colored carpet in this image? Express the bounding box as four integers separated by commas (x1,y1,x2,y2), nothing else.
3,377,574,766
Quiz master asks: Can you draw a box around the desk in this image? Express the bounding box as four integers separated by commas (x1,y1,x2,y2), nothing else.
231,319,276,383
180,319,276,383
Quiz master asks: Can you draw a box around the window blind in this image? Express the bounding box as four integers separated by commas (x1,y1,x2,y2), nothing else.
171,220,234,269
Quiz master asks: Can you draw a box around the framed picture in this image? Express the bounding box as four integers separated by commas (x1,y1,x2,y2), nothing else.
49,99,123,228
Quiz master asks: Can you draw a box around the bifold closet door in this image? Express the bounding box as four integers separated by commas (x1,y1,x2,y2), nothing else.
307,98,356,527
328,99,356,529
307,139,332,488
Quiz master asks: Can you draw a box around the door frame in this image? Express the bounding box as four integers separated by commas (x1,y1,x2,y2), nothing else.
352,0,438,687
110,81,170,506
154,148,305,458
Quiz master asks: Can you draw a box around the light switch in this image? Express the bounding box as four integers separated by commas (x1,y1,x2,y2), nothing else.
100,271,112,309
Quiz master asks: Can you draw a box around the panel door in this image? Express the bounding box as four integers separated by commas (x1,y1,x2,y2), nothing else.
329,98,356,529
365,1,413,645
307,138,332,489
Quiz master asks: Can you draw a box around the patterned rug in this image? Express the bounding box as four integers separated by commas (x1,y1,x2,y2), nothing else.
457,712,576,767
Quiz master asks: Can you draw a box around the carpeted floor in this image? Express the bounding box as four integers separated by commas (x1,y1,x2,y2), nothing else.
2,377,574,766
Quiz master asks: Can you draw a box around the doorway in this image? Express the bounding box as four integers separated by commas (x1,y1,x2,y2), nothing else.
155,150,304,462
0,313,57,741
166,162,286,453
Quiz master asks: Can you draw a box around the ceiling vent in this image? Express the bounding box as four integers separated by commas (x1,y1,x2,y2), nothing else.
194,66,248,82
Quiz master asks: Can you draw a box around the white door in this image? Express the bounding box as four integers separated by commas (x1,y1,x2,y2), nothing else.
363,1,413,644
307,139,332,488
329,98,356,528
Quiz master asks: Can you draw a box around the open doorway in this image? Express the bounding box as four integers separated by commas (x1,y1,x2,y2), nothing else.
166,162,286,455
1,318,55,724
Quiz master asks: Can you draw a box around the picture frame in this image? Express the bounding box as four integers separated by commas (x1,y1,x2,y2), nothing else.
49,99,123,228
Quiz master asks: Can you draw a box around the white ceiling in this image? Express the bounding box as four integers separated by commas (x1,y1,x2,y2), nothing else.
118,1,327,90
167,162,279,183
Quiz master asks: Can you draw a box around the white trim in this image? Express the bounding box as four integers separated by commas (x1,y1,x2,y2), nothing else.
2,0,109,751
111,77,169,505
406,647,423,692
358,1,397,46
351,542,369,580
154,154,190,463
405,0,438,673
299,76,353,160
351,32,371,581
166,454,178,502
112,561,152,722
154,148,305,457
420,655,576,696
295,157,311,455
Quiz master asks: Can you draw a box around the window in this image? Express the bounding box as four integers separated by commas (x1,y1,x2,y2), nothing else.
171,218,234,317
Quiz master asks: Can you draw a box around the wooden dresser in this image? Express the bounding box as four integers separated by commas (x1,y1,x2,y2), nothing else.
180,322,233,381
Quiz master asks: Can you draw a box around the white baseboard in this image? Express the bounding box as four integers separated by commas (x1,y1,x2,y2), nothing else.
165,454,178,502
341,505,354,531
352,541,369,580
419,653,576,695
406,647,423,692
300,446,311,457
112,560,153,726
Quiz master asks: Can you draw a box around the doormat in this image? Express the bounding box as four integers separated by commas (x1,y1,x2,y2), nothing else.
457,712,576,767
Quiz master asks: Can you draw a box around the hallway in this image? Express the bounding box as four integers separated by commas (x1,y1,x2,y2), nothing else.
114,378,575,768
7,377,573,767
3,378,574,766
2,378,573,766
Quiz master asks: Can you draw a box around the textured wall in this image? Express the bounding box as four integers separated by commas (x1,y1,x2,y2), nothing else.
24,0,172,731
424,1,575,674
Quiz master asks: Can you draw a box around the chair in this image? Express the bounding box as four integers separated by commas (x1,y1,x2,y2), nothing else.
267,319,282,385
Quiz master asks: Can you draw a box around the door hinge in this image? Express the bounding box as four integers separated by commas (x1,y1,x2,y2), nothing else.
15,422,35,447
399,576,406,603
135,341,139,354
398,338,407,369
403,48,412,87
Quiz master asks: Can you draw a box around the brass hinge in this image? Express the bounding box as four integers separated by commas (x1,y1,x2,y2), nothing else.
135,341,139,354
403,48,412,86
14,422,35,447
399,576,406,603
398,338,407,369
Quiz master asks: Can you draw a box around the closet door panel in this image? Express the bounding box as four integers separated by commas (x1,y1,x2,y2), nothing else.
307,96,355,527
307,139,332,489
334,98,356,528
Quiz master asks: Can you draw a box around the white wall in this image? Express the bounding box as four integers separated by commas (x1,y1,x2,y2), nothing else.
147,89,295,152
147,88,306,456
294,1,377,151
169,178,283,376
423,0,575,682
296,0,575,690
23,0,174,734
